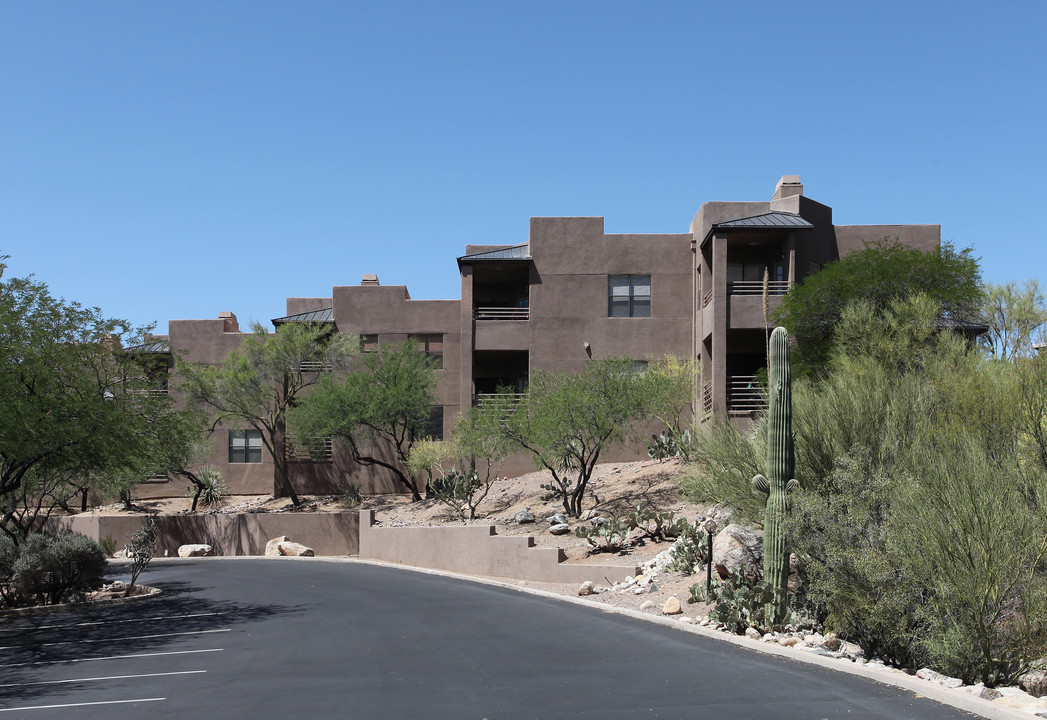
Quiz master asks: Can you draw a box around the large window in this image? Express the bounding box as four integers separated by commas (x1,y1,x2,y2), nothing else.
608,275,651,317
411,407,444,442
229,430,263,463
409,333,444,369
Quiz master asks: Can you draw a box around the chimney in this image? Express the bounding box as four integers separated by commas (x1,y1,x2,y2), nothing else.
219,311,239,333
772,175,803,200
361,274,380,286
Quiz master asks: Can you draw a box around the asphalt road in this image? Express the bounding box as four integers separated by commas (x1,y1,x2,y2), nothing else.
0,559,979,719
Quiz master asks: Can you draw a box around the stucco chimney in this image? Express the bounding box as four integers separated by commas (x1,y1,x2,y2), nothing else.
361,274,380,286
218,311,239,333
772,175,803,200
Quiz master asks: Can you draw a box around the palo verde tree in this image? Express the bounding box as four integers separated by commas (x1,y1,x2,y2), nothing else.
500,356,668,518
0,260,200,542
775,238,982,375
178,321,358,507
980,279,1047,360
288,339,439,502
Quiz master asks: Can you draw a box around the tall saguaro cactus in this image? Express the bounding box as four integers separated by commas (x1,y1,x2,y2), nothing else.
752,326,799,625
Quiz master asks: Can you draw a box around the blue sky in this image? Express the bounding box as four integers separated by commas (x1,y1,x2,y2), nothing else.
1,1,1044,334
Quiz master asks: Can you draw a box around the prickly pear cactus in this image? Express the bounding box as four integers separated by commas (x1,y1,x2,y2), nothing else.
751,326,798,625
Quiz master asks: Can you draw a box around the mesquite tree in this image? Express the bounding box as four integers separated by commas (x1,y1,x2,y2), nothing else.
751,327,799,624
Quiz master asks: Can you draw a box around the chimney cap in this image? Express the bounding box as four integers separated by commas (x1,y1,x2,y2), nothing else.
772,175,803,200
361,273,380,286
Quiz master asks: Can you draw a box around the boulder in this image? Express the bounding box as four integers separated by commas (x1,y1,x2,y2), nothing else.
640,600,655,611
548,523,571,536
1020,669,1047,698
546,513,569,526
744,627,761,640
712,524,763,578
662,596,682,615
514,508,535,524
264,536,315,557
577,581,595,596
916,668,963,689
779,636,800,647
177,544,214,557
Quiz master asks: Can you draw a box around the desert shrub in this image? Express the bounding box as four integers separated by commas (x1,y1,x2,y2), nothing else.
690,566,818,633
11,532,107,605
626,502,696,542
575,516,631,553
666,526,710,576
679,417,765,524
99,534,118,558
195,467,226,507
337,478,364,507
647,430,693,461
126,519,158,595
0,534,16,605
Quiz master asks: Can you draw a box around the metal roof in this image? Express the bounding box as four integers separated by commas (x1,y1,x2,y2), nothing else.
712,211,815,231
458,244,531,262
936,316,990,335
272,307,335,325
125,339,170,354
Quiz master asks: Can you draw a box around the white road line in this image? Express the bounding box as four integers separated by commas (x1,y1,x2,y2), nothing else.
0,647,223,668
0,697,165,712
0,627,231,650
28,612,225,631
0,669,205,689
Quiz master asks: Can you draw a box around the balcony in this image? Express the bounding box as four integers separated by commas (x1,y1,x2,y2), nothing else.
728,280,790,296
475,307,529,321
727,375,765,417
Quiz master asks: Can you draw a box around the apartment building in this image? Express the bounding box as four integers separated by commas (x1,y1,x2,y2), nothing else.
136,176,939,499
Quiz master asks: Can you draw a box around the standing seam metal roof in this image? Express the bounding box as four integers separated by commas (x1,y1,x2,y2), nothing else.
457,243,531,261
271,308,335,325
711,211,815,230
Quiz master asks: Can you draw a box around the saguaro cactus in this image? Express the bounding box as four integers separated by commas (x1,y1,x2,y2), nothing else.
752,326,799,625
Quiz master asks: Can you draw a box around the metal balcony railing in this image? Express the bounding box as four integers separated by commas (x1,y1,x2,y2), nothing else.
285,435,334,462
727,375,765,416
727,280,791,296
475,307,529,321
297,361,333,373
473,392,526,411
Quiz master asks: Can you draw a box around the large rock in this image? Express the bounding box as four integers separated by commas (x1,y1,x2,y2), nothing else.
264,536,315,557
548,523,571,536
177,544,214,557
916,668,963,689
662,596,682,615
712,524,763,578
514,508,535,524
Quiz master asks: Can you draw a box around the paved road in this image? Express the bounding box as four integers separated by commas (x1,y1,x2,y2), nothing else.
0,559,979,719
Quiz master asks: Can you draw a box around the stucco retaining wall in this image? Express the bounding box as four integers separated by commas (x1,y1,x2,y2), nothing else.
358,510,638,585
48,512,359,557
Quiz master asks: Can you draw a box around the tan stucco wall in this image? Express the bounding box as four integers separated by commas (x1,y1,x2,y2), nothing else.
358,510,637,584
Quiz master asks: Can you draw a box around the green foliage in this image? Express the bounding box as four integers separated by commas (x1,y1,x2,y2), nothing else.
0,260,203,542
774,238,982,375
178,321,358,506
753,326,796,625
689,566,817,633
11,532,107,605
665,525,710,576
126,518,159,595
574,516,631,553
500,357,671,517
0,533,16,605
981,279,1047,360
99,535,118,558
289,339,436,501
680,417,765,523
189,467,225,508
642,355,697,439
647,430,692,461
336,479,364,507
626,502,696,542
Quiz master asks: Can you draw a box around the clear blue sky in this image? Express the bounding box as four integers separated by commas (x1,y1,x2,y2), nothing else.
2,1,1044,334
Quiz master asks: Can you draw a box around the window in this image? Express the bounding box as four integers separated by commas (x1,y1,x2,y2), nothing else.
409,334,443,368
726,262,768,282
229,430,263,463
608,275,651,317
411,406,444,442
361,334,379,352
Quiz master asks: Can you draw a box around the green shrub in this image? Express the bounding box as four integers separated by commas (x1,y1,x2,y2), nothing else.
99,534,117,558
689,566,817,633
0,534,17,606
625,502,696,542
666,527,709,576
575,516,631,553
126,519,158,595
679,417,766,524
195,467,225,507
12,532,107,605
337,478,364,507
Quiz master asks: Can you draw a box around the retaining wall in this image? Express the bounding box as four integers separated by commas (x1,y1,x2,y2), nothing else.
358,510,638,584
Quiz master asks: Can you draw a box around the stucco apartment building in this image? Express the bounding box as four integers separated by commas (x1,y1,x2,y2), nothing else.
136,176,939,499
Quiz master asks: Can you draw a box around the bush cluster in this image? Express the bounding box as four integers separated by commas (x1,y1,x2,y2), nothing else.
0,532,107,607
